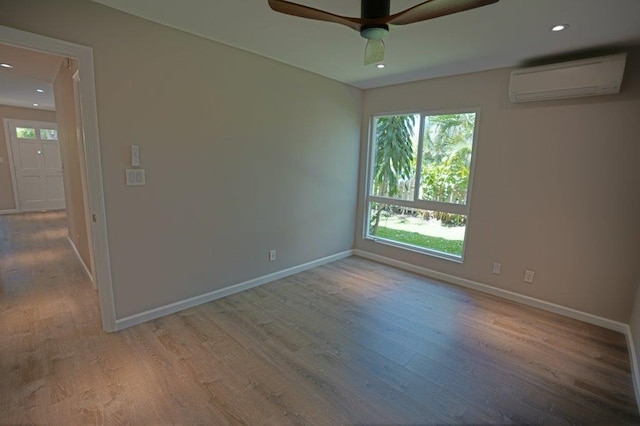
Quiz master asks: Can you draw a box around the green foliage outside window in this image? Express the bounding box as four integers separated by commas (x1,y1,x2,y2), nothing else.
16,127,36,139
368,111,477,256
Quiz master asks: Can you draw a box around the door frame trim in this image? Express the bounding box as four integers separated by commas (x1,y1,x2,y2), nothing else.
0,25,116,332
72,69,96,287
2,118,21,212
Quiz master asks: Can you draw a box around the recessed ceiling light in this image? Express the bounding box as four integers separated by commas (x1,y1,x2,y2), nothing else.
376,64,385,69
36,89,44,93
0,63,13,68
33,103,39,107
551,24,569,32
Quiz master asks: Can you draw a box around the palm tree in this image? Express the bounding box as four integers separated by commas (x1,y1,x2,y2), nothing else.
421,113,475,225
370,114,415,234
422,113,474,204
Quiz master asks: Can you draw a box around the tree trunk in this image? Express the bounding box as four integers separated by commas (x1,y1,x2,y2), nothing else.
371,205,384,235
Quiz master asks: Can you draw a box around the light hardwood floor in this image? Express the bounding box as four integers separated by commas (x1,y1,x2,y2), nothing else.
1,211,639,425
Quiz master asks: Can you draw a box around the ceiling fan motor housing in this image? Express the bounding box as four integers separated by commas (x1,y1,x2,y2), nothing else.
361,0,390,18
360,0,390,39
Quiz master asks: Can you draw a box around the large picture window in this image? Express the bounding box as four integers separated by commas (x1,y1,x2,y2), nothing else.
365,109,479,261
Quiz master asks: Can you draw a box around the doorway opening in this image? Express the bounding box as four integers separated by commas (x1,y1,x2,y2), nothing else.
0,25,115,331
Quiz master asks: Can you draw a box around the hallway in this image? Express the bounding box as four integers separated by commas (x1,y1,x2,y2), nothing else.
0,211,97,323
0,211,101,423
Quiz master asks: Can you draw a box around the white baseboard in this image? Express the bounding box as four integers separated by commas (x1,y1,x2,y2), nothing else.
353,249,627,333
115,250,354,330
0,209,19,215
67,236,95,287
623,326,640,413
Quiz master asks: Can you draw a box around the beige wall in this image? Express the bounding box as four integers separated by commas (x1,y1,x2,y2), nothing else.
0,105,57,211
5,0,636,326
356,47,640,323
53,58,92,273
0,0,362,319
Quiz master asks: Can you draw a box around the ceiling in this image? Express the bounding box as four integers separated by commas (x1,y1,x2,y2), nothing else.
1,0,640,112
90,0,640,89
0,43,62,110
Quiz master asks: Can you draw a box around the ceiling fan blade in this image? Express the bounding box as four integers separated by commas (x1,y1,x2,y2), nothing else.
364,39,385,66
388,0,499,26
268,0,363,31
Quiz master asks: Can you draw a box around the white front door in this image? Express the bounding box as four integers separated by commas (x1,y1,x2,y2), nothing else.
8,120,65,211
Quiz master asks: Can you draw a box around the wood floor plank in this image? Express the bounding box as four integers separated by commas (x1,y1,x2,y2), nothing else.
248,273,559,424
1,211,639,424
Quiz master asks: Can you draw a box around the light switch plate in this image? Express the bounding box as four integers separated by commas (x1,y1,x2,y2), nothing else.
126,168,145,186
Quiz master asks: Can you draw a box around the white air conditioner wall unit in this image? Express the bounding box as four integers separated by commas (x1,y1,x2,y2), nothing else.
508,53,627,103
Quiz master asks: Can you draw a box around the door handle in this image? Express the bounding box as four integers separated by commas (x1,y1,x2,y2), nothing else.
37,150,43,154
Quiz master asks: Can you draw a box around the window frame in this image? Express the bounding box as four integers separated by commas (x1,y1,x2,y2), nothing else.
363,107,481,261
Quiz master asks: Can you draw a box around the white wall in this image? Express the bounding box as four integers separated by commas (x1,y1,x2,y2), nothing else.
0,0,362,319
356,47,640,323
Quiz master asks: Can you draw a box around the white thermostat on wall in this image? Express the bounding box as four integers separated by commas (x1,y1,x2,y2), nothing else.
131,145,140,166
126,168,145,186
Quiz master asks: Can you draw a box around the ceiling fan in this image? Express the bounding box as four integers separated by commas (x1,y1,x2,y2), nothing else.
268,0,499,65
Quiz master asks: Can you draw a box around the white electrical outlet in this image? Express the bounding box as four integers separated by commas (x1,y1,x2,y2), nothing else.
492,262,501,275
524,270,535,283
269,250,276,262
